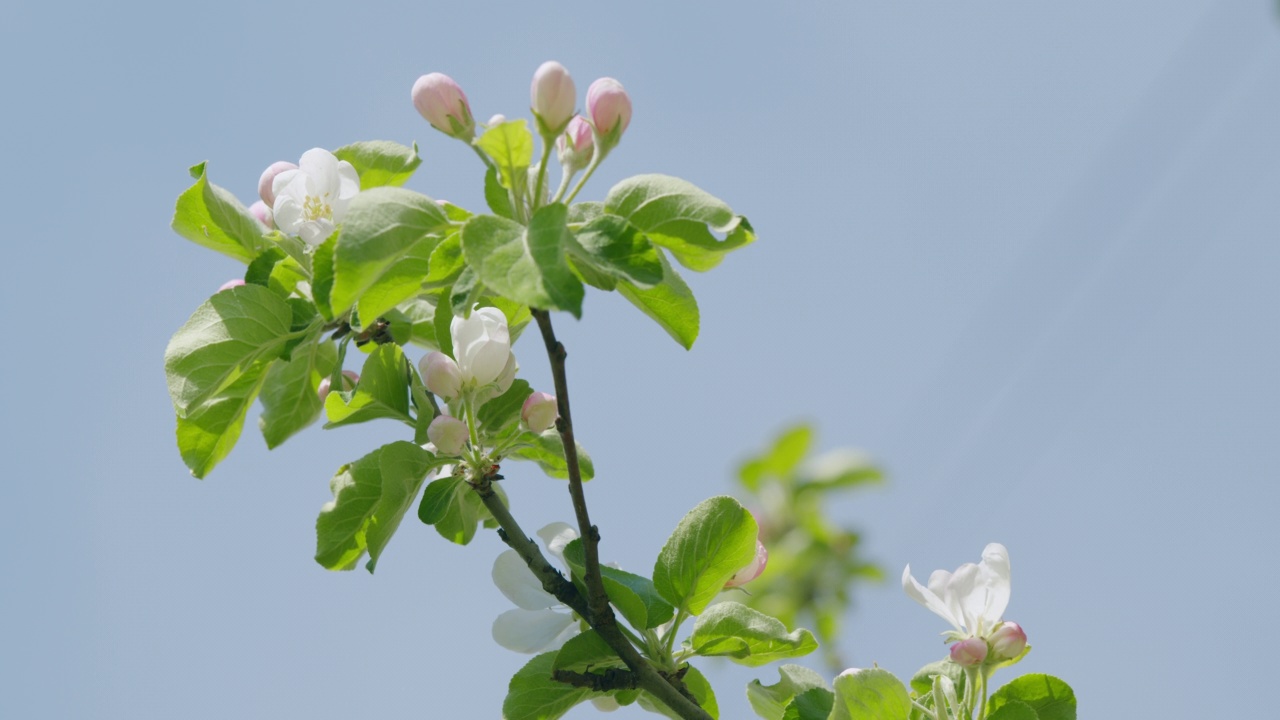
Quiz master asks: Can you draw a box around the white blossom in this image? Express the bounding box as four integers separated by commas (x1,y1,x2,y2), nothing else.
902,543,1011,642
271,148,359,246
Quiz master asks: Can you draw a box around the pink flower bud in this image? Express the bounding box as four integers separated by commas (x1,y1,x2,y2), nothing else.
530,61,576,136
257,161,298,206
586,77,632,146
521,391,559,434
989,622,1027,661
317,370,360,401
419,352,462,400
556,115,594,171
427,414,469,456
412,73,476,140
949,637,988,667
218,279,245,292
248,200,274,229
724,539,769,588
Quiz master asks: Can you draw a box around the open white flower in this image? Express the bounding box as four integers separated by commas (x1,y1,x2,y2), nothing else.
902,543,1010,642
271,148,360,246
491,522,581,653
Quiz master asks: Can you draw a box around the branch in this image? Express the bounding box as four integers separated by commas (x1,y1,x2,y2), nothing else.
531,309,713,720
472,478,589,618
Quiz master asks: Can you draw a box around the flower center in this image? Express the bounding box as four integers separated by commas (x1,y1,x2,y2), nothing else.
303,193,333,222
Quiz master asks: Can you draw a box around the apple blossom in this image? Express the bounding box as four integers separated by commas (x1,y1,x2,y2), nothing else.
412,73,475,140
248,200,274,229
271,148,360,247
451,307,514,389
902,543,1011,642
557,115,594,172
949,636,988,667
427,415,468,456
725,538,769,588
317,370,360,401
530,61,576,136
419,352,462,400
521,392,558,434
218,279,245,292
989,621,1027,661
491,522,581,653
257,160,297,206
586,77,632,149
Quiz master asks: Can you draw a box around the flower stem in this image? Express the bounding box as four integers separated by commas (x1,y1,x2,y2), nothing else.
563,145,602,205
531,309,712,720
533,134,553,212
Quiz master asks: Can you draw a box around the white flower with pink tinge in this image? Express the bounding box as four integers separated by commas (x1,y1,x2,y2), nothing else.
902,543,1011,643
271,148,360,246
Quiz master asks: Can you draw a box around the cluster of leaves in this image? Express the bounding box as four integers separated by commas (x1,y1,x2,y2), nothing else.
504,496,819,720
749,664,1076,720
735,424,884,670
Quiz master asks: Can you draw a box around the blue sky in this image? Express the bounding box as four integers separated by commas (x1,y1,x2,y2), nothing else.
3,1,1277,717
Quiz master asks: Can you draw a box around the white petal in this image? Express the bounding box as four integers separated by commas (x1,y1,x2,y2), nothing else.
980,543,1011,623
948,562,985,635
272,194,305,236
337,160,360,199
271,168,302,200
298,147,341,196
492,550,558,610
902,565,963,632
536,522,579,563
299,219,334,246
492,608,575,653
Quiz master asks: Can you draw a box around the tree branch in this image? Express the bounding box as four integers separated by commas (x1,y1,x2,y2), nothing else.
530,309,712,720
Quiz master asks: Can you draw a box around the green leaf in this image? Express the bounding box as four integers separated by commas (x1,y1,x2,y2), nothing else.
244,247,287,288
738,424,812,491
567,201,604,224
323,344,413,428
314,441,443,572
781,687,835,720
747,664,830,720
477,120,534,194
551,630,625,673
562,540,676,630
432,286,455,357
987,675,1076,720
171,162,266,263
416,473,495,545
175,363,270,478
567,214,664,288
636,666,718,720
484,166,515,220
689,601,818,666
330,187,450,323
449,266,485,317
425,230,465,286
652,496,758,615
795,450,883,494
461,205,584,317
333,140,421,188
829,668,911,720
987,701,1039,720
164,284,296,415
391,297,439,349
312,233,337,320
477,379,534,436
258,340,337,449
502,651,601,720
604,174,755,272
909,657,966,698
508,429,595,481
617,252,698,349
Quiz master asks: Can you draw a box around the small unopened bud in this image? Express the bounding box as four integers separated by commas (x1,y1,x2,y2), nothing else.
531,61,576,136
989,622,1027,661
586,77,632,149
412,73,476,140
557,115,594,172
949,637,988,667
218,279,245,292
486,114,507,127
317,370,360,401
419,352,462,400
248,200,274,229
521,392,558,434
725,539,769,588
427,415,468,456
257,161,298,206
